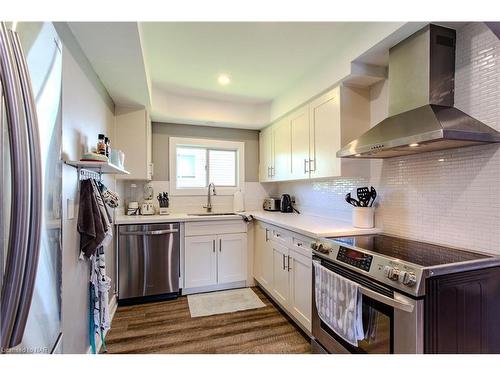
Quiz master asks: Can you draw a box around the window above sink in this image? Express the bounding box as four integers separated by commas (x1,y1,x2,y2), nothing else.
169,137,245,196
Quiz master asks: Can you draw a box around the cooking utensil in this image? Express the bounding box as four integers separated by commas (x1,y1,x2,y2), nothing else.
369,186,377,207
357,187,371,207
345,192,360,207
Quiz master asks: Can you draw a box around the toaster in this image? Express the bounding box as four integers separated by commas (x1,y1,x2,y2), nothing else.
263,197,281,211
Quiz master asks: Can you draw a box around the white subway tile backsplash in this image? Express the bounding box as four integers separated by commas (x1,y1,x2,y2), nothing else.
374,144,500,253
278,177,368,220
116,180,275,214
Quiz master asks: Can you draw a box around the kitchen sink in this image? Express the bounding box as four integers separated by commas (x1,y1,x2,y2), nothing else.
188,212,237,216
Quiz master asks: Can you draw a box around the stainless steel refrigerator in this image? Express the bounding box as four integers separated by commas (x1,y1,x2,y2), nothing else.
1,22,62,354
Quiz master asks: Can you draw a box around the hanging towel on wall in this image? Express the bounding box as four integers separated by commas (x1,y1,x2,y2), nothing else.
89,246,111,353
77,179,112,258
313,260,364,347
97,180,120,208
77,178,113,353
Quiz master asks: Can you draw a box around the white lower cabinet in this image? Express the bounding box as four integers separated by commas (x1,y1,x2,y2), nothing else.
218,233,247,284
271,242,290,306
288,249,312,330
184,230,247,291
184,235,218,289
253,223,273,290
253,221,312,333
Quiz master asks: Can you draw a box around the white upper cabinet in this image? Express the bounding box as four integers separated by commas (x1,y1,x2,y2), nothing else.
115,107,153,180
258,126,274,182
309,87,341,179
289,105,310,181
272,117,291,181
258,84,370,183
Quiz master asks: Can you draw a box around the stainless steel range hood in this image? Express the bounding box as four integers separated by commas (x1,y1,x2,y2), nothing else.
337,24,500,159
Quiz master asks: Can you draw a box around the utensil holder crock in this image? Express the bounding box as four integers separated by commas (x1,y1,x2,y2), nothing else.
352,207,374,228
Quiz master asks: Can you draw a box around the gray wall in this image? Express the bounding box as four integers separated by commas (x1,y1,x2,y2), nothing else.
152,122,260,182
55,22,116,354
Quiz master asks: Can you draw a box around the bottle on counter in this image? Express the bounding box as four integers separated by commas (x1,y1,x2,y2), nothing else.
104,136,111,158
97,134,106,155
233,188,244,212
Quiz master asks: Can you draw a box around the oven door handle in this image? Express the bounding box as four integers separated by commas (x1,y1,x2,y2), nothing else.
358,286,414,313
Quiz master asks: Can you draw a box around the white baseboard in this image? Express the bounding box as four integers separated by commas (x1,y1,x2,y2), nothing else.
87,293,118,354
108,294,118,321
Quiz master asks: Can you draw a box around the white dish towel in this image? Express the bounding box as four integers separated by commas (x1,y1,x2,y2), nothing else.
313,260,364,346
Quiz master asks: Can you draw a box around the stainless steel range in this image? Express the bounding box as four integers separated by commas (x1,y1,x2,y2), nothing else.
310,234,500,354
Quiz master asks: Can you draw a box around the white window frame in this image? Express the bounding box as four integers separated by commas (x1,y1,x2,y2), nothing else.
169,137,245,196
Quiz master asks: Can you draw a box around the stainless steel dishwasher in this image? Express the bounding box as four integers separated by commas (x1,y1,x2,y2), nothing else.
118,223,180,304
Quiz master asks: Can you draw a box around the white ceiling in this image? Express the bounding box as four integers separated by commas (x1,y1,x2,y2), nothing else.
140,22,376,103
67,22,421,129
69,22,151,108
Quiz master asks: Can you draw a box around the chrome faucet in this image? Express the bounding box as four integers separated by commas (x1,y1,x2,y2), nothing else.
204,183,216,212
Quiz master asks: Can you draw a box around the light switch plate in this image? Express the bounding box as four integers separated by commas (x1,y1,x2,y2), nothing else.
67,199,75,220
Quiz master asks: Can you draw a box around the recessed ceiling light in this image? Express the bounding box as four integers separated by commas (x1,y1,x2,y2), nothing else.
217,74,231,86
355,154,361,157
409,143,419,147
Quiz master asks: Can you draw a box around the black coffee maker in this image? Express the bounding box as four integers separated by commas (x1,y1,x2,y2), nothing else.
280,194,294,213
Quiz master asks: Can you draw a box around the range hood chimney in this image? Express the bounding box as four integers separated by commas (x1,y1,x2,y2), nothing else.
337,24,500,159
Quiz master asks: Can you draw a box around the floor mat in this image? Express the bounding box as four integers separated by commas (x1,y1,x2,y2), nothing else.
187,288,266,318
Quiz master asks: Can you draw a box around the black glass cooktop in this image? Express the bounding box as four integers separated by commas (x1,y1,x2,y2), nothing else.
331,234,490,267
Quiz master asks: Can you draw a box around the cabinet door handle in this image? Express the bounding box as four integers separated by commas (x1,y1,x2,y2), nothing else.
267,166,270,177
304,159,309,173
282,254,285,270
265,228,268,242
271,166,275,177
213,239,215,253
309,158,315,171
287,255,292,272
219,238,222,252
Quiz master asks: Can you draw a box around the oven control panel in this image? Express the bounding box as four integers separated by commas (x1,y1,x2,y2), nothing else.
311,239,424,297
383,265,417,286
336,246,373,271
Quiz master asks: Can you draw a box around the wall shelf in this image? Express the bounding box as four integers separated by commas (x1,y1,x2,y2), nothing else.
65,160,130,175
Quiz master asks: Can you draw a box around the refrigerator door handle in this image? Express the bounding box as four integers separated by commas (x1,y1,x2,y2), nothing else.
0,22,31,350
8,29,44,347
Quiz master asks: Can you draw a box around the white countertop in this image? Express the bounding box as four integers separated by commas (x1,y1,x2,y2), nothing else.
114,212,243,225
245,211,381,238
115,210,381,239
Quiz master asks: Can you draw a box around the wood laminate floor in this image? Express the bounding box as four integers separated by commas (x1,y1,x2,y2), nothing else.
103,287,312,354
